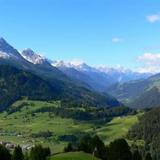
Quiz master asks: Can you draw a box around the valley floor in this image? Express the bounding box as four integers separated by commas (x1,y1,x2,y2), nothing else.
0,100,141,153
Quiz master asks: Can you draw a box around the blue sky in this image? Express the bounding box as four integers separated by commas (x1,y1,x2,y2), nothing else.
1,0,160,72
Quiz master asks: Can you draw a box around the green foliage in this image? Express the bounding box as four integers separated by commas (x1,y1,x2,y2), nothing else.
128,108,160,159
78,135,107,159
62,136,148,160
31,131,52,139
0,99,138,154
59,135,77,143
90,135,108,160
12,145,24,160
0,65,58,110
33,105,134,121
0,144,11,160
30,145,50,160
132,150,142,160
0,144,51,160
108,138,132,160
145,153,152,160
78,134,93,153
24,152,29,160
64,143,73,152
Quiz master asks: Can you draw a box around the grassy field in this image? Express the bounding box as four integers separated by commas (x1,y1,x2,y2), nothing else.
50,152,100,160
96,115,139,144
0,100,140,153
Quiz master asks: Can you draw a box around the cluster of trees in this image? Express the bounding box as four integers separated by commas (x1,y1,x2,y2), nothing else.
64,135,152,160
0,144,50,160
31,131,53,139
33,105,135,121
128,108,160,160
0,135,153,160
58,134,78,142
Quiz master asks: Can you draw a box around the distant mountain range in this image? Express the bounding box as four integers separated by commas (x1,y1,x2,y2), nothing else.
0,36,149,92
108,73,160,108
1,37,160,109
1,39,149,92
0,38,121,110
52,61,151,92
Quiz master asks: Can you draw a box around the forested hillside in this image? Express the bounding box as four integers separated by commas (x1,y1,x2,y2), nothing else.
0,65,121,110
128,108,160,159
108,74,160,108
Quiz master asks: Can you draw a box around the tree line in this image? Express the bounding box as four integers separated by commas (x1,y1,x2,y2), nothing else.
0,135,153,160
64,134,152,160
31,105,135,122
0,144,50,160
128,108,160,160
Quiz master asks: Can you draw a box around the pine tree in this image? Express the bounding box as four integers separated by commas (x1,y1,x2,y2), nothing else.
145,153,152,160
108,138,132,160
64,143,73,152
132,150,142,160
0,144,11,160
12,145,23,160
78,135,108,160
24,152,29,160
30,145,50,160
78,134,92,153
91,135,108,160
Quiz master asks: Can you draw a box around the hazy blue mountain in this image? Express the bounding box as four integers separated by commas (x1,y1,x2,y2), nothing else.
52,61,113,91
97,66,151,83
108,73,160,108
52,60,151,92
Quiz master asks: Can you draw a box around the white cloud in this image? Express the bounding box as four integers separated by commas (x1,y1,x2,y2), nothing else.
137,53,160,64
112,37,123,43
146,13,160,23
136,66,160,73
137,53,160,73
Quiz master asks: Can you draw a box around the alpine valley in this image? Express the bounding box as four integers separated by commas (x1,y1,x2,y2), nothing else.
0,37,152,110
0,38,160,160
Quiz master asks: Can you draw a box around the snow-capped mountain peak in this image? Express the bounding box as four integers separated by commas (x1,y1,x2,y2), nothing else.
0,37,23,60
21,48,48,65
51,60,69,68
52,60,94,71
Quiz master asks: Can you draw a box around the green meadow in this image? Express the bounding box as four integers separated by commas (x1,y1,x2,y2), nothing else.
96,114,139,144
50,152,100,160
0,100,140,153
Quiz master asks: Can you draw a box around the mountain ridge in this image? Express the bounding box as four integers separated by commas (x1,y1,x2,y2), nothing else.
52,60,151,92
108,72,160,108
0,38,122,109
